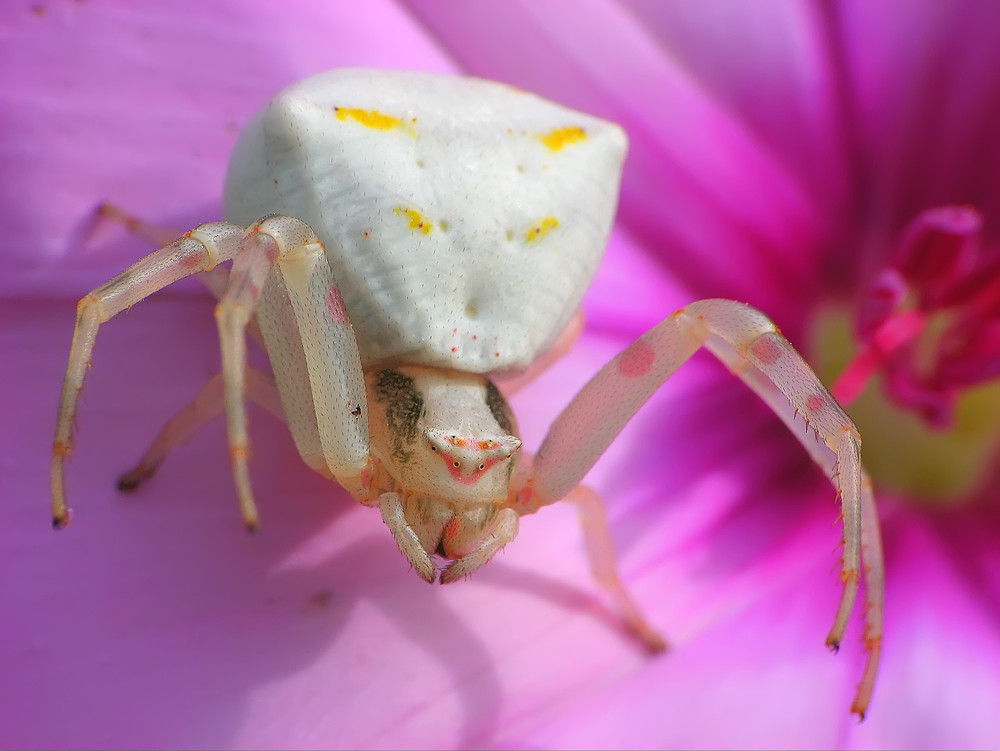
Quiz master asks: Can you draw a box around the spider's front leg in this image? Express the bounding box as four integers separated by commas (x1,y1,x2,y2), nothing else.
514,299,883,719
52,216,373,531
52,222,250,526
212,216,372,526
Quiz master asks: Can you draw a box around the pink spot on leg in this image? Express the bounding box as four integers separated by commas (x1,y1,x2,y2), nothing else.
326,285,350,325
260,235,280,263
617,340,655,378
806,394,826,414
749,335,782,365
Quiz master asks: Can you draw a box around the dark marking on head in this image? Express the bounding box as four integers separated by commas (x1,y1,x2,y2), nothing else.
484,380,514,435
373,369,424,463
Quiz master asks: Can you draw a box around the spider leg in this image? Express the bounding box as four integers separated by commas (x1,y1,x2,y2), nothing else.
733,364,882,719
96,202,265,343
96,202,184,247
214,216,371,529
513,298,882,718
51,222,249,527
504,456,666,651
379,492,436,583
440,507,519,584
569,484,667,652
117,368,283,492
855,474,884,720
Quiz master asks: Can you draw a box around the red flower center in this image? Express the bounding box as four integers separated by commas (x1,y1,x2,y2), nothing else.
833,206,1000,429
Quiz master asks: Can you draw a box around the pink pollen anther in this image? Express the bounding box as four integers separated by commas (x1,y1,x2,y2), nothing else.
833,310,926,406
832,348,881,405
839,205,1000,426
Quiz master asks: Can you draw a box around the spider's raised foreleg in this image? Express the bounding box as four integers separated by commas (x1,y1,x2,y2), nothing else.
513,299,882,719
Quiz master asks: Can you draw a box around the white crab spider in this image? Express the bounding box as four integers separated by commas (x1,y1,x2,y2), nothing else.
51,69,883,718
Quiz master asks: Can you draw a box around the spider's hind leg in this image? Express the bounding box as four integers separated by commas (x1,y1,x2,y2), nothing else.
117,368,284,492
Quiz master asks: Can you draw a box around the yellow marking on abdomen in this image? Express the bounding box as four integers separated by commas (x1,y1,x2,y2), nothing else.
539,126,587,151
525,216,559,242
394,207,433,235
334,106,406,131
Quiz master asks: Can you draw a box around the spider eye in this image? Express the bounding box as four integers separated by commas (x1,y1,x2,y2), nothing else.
478,463,485,470
453,461,460,468
430,444,437,451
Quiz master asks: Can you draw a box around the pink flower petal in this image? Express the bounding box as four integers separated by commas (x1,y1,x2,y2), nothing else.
837,0,1000,244
857,508,1000,750
0,0,456,298
490,499,865,749
622,0,852,224
7,0,1000,748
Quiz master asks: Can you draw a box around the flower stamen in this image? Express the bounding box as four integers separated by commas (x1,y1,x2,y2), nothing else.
832,206,1000,428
